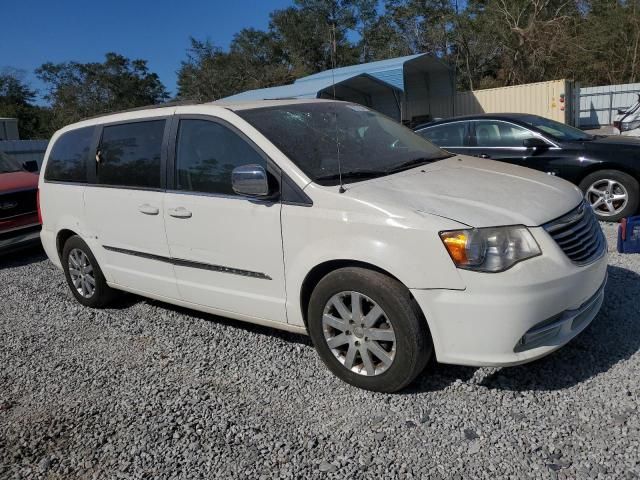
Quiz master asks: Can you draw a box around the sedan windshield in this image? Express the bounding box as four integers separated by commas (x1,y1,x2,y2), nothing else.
0,151,23,174
237,102,451,185
520,115,593,141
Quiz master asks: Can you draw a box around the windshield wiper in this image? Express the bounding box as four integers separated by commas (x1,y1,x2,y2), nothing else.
386,155,452,174
314,170,388,183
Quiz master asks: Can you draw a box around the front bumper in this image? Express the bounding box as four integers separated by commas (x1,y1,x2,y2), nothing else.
0,224,42,253
411,226,608,367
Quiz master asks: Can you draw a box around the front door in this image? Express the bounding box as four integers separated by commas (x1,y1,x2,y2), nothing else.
163,115,287,324
466,119,536,165
84,117,179,299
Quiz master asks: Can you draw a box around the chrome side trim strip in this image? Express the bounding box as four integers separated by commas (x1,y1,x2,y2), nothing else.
102,245,272,280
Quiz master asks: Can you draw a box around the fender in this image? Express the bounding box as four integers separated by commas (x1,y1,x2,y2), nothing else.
281,198,467,327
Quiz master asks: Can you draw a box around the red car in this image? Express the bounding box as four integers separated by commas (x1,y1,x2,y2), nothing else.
0,151,41,253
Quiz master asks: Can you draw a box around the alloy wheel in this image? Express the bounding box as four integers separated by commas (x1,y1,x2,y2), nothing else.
322,291,396,376
585,179,629,217
68,248,96,298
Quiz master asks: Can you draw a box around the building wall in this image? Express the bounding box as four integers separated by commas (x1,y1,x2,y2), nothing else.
579,82,640,127
431,79,571,123
0,119,20,140
0,140,49,170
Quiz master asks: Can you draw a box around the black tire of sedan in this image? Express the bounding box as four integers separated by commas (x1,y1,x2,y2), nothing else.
62,235,116,308
308,267,432,392
579,170,640,222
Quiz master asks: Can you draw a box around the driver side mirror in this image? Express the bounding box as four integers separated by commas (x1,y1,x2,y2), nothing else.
523,137,549,150
231,164,274,198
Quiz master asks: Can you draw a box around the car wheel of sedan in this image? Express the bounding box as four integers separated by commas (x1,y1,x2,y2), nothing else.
580,170,639,222
307,267,432,392
62,235,116,308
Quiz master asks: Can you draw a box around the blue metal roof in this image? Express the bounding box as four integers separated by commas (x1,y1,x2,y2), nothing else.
223,53,439,101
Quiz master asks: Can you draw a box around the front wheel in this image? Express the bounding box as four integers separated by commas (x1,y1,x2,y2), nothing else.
579,170,639,221
307,267,432,392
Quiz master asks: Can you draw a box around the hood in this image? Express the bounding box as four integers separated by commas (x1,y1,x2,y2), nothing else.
582,134,640,148
0,170,39,192
346,155,582,227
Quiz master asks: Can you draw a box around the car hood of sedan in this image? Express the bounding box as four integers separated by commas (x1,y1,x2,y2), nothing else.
579,134,640,149
346,155,583,227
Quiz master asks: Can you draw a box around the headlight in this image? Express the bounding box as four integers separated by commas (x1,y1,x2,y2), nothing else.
439,226,541,272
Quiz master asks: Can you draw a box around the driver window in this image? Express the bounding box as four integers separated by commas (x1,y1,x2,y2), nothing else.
474,121,531,148
175,119,266,195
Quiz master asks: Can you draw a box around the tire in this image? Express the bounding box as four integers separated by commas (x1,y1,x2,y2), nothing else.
307,267,432,393
62,235,116,308
579,170,639,222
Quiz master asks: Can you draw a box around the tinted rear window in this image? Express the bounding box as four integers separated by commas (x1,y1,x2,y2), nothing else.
44,127,94,182
97,120,165,189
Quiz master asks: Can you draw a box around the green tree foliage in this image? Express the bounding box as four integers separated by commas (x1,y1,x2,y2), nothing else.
178,0,640,100
0,69,51,139
36,53,169,131
178,0,360,100
575,0,640,85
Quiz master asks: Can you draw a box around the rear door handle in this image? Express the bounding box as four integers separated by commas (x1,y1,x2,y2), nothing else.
168,207,192,219
138,204,159,215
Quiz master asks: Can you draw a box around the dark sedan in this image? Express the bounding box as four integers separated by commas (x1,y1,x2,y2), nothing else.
415,113,640,221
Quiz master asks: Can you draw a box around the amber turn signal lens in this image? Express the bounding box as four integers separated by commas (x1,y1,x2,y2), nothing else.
440,232,468,265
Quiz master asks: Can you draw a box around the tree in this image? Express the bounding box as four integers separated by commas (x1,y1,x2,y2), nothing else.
351,0,411,61
270,1,359,76
177,1,360,100
574,0,640,85
177,34,294,102
0,68,51,139
36,53,169,130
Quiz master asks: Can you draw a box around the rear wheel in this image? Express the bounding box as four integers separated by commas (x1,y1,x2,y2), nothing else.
62,235,116,308
579,170,639,221
307,267,432,392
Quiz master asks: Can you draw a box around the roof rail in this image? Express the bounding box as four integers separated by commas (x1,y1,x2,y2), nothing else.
80,99,202,121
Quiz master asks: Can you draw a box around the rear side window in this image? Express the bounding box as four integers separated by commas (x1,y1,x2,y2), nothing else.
418,123,466,147
97,120,165,189
44,127,94,182
174,119,266,195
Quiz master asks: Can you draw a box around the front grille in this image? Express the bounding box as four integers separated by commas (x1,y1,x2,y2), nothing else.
0,189,37,221
543,201,606,265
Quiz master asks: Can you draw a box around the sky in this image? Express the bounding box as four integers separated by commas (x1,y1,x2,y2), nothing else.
1,0,293,102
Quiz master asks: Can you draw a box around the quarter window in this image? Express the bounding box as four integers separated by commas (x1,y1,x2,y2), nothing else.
97,120,165,189
44,127,94,182
175,119,266,195
418,123,466,147
473,121,531,148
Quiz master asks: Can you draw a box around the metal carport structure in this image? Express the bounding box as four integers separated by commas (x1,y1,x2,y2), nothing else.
223,54,455,125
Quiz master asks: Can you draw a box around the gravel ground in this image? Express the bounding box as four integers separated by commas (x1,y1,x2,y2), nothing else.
1,223,639,479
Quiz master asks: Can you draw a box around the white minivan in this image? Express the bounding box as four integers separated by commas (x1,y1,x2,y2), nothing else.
38,100,608,392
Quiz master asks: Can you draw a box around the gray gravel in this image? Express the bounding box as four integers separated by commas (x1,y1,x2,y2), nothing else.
1,223,639,479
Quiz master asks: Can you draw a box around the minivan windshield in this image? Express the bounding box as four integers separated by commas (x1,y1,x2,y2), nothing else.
0,151,23,174
237,102,452,185
520,115,593,141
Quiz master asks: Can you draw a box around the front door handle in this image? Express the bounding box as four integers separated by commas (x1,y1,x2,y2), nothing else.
138,204,159,215
168,207,192,219
479,153,491,159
